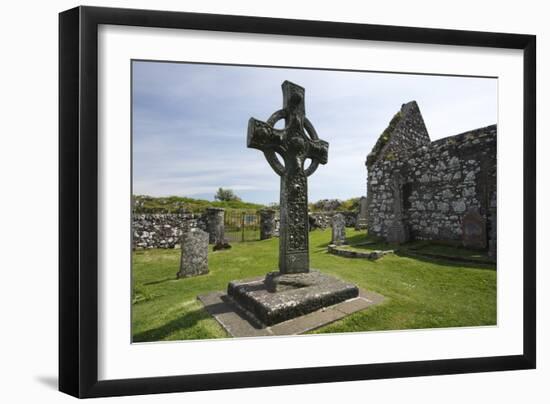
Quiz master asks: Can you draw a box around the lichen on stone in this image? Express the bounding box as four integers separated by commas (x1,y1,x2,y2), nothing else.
366,111,402,168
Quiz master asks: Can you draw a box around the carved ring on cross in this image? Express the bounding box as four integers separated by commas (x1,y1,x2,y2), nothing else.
263,109,322,178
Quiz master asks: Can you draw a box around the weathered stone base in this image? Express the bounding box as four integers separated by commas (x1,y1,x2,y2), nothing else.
198,288,384,337
327,244,394,260
226,270,359,326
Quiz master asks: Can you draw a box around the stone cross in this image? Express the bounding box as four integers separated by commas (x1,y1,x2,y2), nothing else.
247,81,328,274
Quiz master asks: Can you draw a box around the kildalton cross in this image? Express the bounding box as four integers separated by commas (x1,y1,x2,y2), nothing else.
247,81,328,274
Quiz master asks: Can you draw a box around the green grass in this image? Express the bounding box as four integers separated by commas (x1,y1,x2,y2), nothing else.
338,236,494,264
225,228,260,243
132,229,496,342
402,241,493,262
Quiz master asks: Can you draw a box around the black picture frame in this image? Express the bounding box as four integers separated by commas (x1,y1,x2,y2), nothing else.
59,5,536,398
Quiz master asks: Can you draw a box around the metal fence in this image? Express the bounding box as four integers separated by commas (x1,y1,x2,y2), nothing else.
224,211,260,242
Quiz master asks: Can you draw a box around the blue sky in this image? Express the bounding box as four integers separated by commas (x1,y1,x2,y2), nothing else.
132,61,497,205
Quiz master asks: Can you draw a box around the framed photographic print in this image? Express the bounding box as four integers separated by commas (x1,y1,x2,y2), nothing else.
59,6,536,398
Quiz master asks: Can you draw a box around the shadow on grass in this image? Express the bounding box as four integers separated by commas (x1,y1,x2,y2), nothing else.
346,232,380,244
312,229,495,270
314,233,392,253
133,307,211,342
143,277,174,286
313,230,375,249
395,250,496,270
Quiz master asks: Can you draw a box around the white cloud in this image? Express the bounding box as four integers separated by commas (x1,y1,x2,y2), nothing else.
133,61,497,203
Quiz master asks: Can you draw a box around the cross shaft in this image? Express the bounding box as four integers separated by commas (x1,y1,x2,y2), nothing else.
247,81,328,274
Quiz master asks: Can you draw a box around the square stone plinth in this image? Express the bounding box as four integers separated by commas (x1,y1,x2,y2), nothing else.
227,270,359,327
197,287,384,338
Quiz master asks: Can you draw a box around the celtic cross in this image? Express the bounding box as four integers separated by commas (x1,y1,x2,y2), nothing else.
247,81,329,274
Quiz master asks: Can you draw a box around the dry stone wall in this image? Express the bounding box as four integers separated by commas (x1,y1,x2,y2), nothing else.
133,213,207,249
133,210,358,249
308,211,357,229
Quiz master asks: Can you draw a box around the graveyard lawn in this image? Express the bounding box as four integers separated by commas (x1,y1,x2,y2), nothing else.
132,229,496,342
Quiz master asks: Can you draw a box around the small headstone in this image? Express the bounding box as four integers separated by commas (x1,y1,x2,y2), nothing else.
462,208,487,249
387,220,409,244
177,228,209,278
205,207,225,245
488,210,496,259
355,196,368,230
259,209,277,240
331,213,346,245
386,174,409,244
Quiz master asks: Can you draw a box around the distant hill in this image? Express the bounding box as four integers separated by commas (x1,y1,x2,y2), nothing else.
133,195,361,214
133,195,265,214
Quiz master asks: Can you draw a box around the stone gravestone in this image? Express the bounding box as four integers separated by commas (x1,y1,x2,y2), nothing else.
206,207,231,250
331,213,346,245
355,196,368,230
176,228,209,278
259,208,277,240
226,81,359,326
205,207,225,244
386,174,409,244
462,208,487,249
488,210,496,259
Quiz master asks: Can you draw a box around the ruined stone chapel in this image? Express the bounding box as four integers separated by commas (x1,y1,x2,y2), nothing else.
365,101,496,258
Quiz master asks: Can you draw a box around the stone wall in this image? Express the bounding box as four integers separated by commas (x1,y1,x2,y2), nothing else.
133,213,206,249
404,128,496,245
366,101,431,168
308,211,357,229
268,211,357,232
133,210,358,249
366,101,496,256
